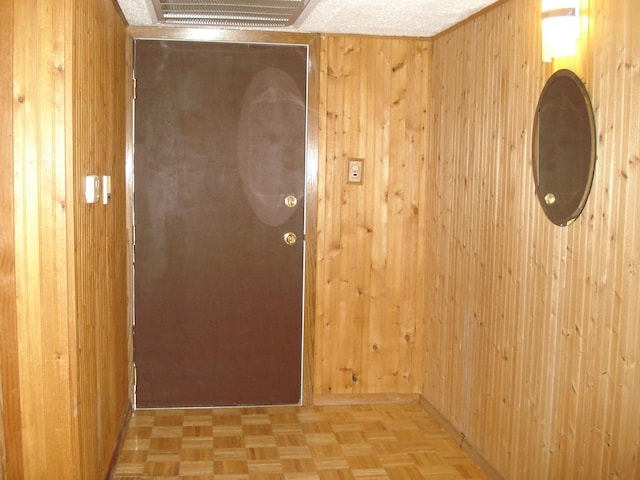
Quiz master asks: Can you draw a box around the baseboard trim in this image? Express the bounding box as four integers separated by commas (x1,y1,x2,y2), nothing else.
105,401,133,480
418,396,505,480
312,393,421,405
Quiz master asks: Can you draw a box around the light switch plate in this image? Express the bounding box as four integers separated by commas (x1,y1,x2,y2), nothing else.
348,158,363,184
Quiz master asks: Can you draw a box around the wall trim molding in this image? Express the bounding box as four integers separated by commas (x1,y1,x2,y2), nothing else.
106,402,133,479
313,393,421,405
418,396,505,480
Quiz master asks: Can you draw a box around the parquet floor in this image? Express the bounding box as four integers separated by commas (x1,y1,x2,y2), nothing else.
113,403,487,479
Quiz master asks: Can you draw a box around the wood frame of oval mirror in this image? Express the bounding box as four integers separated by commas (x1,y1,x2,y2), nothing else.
532,69,597,226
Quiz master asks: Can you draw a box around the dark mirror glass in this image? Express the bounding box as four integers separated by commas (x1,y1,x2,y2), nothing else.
533,69,596,226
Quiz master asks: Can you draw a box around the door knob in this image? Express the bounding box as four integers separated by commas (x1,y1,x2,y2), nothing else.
544,192,556,205
284,195,298,208
283,232,297,245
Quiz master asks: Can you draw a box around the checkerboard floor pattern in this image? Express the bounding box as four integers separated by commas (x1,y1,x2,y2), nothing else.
113,403,487,479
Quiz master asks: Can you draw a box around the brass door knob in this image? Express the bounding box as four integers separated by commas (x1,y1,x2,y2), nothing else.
284,195,298,208
283,232,297,245
544,192,556,205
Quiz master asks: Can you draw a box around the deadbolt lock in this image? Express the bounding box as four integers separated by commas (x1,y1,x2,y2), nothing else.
283,232,297,245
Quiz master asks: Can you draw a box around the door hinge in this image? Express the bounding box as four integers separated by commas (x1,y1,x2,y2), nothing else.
133,362,137,405
133,77,137,100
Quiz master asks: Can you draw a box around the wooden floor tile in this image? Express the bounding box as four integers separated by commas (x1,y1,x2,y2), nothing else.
113,404,487,479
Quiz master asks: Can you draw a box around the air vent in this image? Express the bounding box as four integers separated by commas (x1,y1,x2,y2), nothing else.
153,0,311,27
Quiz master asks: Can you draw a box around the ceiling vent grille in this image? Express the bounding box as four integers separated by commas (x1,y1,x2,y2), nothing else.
153,0,311,27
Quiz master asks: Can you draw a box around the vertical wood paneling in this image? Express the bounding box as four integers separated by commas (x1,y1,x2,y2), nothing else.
315,35,431,398
73,0,129,478
11,0,77,477
0,1,21,478
4,0,129,477
425,0,640,478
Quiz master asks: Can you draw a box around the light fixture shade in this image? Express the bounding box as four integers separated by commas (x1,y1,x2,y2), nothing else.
541,0,580,62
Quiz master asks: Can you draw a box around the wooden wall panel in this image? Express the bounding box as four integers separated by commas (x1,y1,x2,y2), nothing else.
0,1,21,478
4,0,129,478
11,0,78,477
315,35,431,397
73,0,130,478
424,0,640,478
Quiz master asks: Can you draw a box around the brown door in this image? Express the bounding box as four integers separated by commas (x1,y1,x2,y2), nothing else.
133,40,307,408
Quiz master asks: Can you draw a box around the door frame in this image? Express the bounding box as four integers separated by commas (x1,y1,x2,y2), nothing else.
124,27,319,406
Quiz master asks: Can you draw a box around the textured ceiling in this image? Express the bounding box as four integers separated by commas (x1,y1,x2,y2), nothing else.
117,0,500,37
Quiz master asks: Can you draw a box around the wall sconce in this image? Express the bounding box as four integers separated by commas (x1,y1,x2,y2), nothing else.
541,0,580,62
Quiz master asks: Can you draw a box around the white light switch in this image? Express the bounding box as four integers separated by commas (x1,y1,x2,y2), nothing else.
85,175,100,204
348,159,363,184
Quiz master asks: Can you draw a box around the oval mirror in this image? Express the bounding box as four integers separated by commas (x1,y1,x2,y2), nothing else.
532,69,596,226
